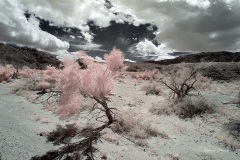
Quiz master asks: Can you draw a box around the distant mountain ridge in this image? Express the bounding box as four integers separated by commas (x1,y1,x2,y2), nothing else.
147,51,240,65
0,43,61,69
1,43,240,71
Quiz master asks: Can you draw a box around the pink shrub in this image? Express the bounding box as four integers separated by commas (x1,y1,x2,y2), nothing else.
104,47,124,72
55,56,114,119
80,63,114,100
0,64,15,82
56,94,82,119
55,57,83,118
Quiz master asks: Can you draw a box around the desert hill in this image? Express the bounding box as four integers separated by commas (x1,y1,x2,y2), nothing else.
147,51,240,65
0,43,60,69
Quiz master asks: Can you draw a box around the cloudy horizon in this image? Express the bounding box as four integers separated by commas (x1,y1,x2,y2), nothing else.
0,0,239,60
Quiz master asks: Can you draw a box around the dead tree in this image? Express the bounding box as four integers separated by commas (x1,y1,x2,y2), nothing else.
160,68,197,100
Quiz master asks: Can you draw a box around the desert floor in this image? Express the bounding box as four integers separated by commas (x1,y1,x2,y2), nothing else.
0,62,240,160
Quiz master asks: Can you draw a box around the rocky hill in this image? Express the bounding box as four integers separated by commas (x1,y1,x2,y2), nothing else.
0,43,61,69
147,51,240,65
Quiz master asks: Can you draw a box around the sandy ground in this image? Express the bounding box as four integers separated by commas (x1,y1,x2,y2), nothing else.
0,72,240,160
0,83,59,160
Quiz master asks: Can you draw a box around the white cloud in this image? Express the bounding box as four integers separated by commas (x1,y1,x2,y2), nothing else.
0,0,69,54
135,39,175,59
72,43,107,52
0,0,121,54
94,56,105,63
70,35,75,39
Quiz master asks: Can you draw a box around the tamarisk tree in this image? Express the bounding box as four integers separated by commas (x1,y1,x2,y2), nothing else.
33,52,121,159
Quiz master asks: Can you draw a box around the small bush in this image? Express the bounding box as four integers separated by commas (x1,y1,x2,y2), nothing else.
149,97,213,118
216,121,240,151
223,120,240,142
140,83,162,95
131,69,161,80
113,108,160,139
173,97,213,118
149,102,173,115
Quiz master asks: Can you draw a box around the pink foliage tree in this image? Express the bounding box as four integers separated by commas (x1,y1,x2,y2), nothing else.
35,56,116,159
55,56,115,123
54,57,85,118
104,47,124,73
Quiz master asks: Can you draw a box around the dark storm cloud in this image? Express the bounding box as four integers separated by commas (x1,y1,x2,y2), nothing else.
158,0,240,52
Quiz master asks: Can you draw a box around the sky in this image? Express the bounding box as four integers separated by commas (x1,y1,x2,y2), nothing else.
0,0,239,60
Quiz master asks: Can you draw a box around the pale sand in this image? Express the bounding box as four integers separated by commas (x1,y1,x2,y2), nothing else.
0,75,240,160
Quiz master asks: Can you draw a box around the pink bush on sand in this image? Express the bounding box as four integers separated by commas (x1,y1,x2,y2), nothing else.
104,47,124,72
0,64,15,82
55,56,114,119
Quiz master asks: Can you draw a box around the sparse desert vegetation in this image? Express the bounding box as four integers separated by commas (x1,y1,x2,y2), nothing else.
0,49,240,160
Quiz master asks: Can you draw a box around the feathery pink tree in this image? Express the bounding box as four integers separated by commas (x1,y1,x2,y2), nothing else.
55,56,114,121
104,47,124,73
33,56,116,159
